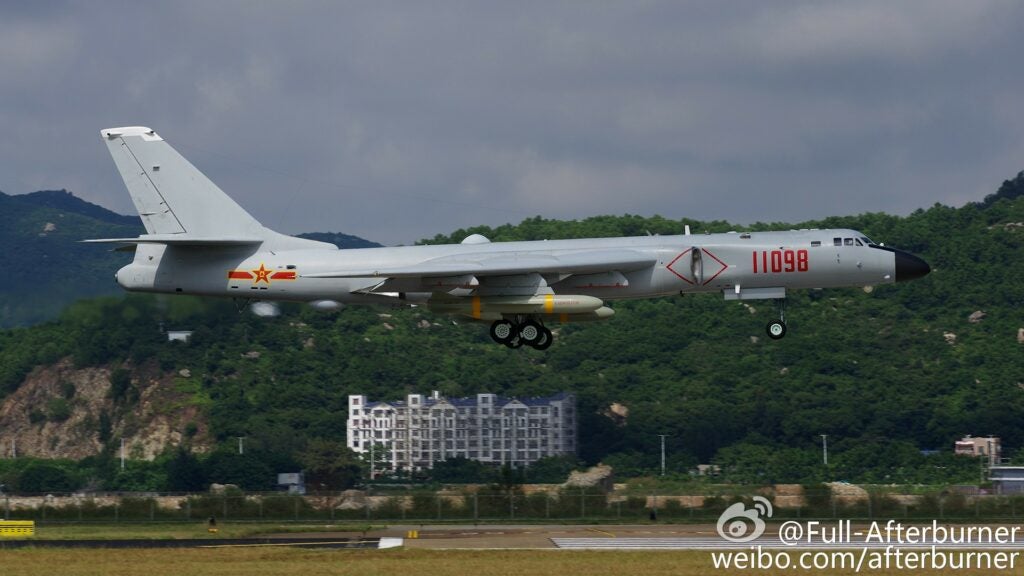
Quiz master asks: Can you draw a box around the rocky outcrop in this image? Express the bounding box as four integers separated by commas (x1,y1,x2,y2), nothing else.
0,358,210,460
827,482,869,504
604,403,628,426
771,484,807,508
564,464,614,491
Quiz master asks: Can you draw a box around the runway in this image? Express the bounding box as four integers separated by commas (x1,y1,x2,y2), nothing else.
376,524,1024,551
551,537,1024,550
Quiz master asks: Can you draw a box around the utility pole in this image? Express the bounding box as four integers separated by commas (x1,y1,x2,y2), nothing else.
120,438,126,470
10,438,15,459
237,437,245,455
658,435,669,476
821,434,828,466
370,440,375,481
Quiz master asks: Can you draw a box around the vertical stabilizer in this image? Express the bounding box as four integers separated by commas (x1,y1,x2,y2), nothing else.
100,127,265,238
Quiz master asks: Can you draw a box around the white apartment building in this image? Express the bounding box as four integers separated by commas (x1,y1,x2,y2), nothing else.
347,391,576,472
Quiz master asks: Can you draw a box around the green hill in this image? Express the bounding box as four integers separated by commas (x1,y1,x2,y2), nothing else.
0,190,143,327
0,175,1022,489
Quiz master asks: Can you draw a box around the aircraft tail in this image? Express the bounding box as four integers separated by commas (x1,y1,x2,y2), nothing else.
98,127,334,251
101,127,264,237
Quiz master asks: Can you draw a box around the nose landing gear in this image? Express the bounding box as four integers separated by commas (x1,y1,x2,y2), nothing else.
766,320,787,339
490,317,553,350
766,298,787,340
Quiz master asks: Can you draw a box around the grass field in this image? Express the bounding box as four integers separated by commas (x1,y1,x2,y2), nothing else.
0,548,1017,576
4,522,1018,575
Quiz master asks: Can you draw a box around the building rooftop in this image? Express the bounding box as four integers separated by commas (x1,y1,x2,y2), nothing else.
363,392,572,410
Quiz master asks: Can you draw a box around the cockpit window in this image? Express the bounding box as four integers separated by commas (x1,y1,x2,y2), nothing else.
833,237,842,246
861,236,874,245
855,238,863,246
844,238,854,246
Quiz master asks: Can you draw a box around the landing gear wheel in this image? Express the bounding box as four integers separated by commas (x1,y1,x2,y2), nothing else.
518,320,543,344
490,320,515,344
531,327,553,350
504,336,523,349
766,320,787,340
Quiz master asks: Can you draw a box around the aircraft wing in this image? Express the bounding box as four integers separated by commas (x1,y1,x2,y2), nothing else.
303,249,656,279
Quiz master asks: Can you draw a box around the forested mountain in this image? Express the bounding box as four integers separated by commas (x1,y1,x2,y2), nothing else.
0,190,380,328
0,190,143,327
0,175,1021,489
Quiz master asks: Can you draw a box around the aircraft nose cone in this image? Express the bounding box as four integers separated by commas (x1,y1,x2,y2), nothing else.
894,249,930,282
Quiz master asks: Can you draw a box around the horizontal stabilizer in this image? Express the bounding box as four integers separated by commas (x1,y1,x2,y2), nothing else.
303,250,656,279
83,235,263,246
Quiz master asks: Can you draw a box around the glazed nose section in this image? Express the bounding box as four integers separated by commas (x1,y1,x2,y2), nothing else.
894,249,930,282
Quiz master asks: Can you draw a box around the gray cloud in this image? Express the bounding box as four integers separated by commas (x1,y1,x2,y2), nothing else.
1,1,1022,244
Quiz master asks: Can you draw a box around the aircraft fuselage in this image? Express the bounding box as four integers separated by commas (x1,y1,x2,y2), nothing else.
117,228,922,309
94,125,930,348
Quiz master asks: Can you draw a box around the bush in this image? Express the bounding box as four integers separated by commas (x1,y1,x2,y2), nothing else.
204,451,273,491
46,398,72,422
18,463,75,493
165,448,206,492
108,368,132,402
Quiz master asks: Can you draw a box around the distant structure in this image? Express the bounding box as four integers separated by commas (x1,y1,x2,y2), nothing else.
990,466,1024,494
276,472,306,495
954,436,1001,466
166,330,193,343
347,391,576,473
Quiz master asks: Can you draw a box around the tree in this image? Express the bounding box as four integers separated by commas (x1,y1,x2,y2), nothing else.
204,450,273,491
18,463,75,493
526,455,582,483
108,367,133,402
497,464,526,492
431,457,494,483
165,448,207,492
297,439,362,491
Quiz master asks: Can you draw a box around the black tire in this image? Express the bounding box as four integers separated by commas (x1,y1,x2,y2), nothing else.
532,328,553,350
766,320,787,340
490,320,515,343
518,320,543,344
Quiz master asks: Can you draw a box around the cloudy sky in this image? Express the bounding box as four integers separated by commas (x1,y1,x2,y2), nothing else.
2,1,1023,244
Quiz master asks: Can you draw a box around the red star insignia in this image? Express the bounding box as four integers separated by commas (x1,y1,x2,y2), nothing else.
252,263,272,284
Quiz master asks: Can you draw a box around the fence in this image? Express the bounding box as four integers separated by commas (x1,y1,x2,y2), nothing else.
3,489,1024,523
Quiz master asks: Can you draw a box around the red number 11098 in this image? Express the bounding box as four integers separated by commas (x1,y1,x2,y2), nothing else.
752,249,809,274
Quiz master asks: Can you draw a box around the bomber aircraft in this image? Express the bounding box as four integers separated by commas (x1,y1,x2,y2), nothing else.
88,126,930,350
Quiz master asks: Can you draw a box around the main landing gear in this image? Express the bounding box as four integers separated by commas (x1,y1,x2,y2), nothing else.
490,317,553,350
766,298,787,340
